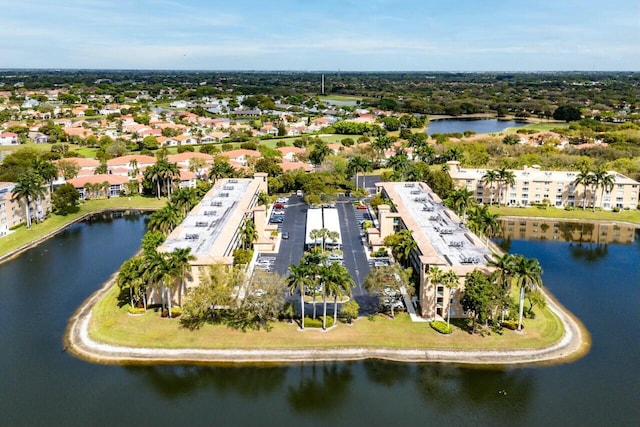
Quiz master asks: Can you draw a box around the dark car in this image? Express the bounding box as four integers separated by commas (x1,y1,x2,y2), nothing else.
282,232,290,239
274,203,285,209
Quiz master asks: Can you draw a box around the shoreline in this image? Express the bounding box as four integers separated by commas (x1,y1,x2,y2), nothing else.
64,270,590,367
4,206,592,367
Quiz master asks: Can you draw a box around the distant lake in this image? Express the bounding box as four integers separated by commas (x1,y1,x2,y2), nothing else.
426,118,528,135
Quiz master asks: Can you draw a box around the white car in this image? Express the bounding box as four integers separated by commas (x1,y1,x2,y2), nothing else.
272,210,285,215
328,253,343,260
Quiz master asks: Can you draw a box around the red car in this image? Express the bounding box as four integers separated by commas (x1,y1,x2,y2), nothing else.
274,203,285,209
356,204,368,210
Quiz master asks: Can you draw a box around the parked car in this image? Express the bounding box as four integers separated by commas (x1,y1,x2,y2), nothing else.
274,203,285,209
270,215,284,223
282,232,289,239
276,197,288,203
272,210,285,215
328,252,343,260
356,204,368,210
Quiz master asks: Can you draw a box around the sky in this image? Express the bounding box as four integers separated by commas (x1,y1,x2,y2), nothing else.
1,0,638,71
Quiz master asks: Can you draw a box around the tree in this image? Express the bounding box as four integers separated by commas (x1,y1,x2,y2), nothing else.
308,140,332,166
481,169,499,205
573,168,592,210
324,262,355,327
427,266,444,320
468,205,501,246
445,188,475,223
170,187,199,217
56,159,80,180
240,217,258,250
147,204,182,235
340,299,359,324
488,253,517,322
208,157,236,183
441,270,460,327
364,264,412,318
370,136,392,167
502,134,520,145
496,168,515,206
11,171,46,228
170,247,196,307
117,256,147,309
287,263,311,329
32,158,58,193
511,255,543,331
144,249,180,317
592,169,615,210
461,270,500,334
347,156,372,189
383,229,417,267
51,183,80,215
553,105,581,122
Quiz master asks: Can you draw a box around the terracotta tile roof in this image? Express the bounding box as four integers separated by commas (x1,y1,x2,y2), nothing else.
67,174,129,186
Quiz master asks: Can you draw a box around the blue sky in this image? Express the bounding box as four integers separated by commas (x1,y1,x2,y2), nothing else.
2,0,638,71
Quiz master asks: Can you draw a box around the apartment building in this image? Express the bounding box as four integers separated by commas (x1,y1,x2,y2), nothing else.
150,173,273,306
369,181,494,320
447,161,639,210
0,182,51,235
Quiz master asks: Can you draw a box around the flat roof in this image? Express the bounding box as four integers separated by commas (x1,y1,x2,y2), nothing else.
305,207,323,246
159,178,259,264
378,182,493,271
322,207,343,246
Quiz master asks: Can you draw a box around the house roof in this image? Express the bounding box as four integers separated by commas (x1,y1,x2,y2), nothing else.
67,174,129,186
167,152,214,163
107,155,157,166
218,149,262,159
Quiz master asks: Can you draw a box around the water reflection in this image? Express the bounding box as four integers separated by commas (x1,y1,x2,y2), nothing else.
287,363,353,413
416,365,533,421
126,365,287,399
362,360,411,387
498,219,636,245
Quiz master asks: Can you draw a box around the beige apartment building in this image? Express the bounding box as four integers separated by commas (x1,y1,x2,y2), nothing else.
149,173,274,306
0,182,51,236
447,161,639,210
368,181,494,320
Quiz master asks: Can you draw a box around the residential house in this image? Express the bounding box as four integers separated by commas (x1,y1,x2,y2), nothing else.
0,132,19,145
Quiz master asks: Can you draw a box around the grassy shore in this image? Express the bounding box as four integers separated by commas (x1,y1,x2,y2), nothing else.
0,196,165,260
89,284,564,352
489,206,640,225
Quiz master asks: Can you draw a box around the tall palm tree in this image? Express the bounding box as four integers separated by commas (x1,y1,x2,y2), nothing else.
598,171,615,210
512,255,543,331
148,204,182,235
488,253,517,321
145,163,163,199
156,159,180,197
497,168,515,207
144,250,179,317
427,266,444,320
468,205,501,246
482,169,499,205
11,171,46,228
383,229,417,267
325,262,355,327
441,270,460,327
128,159,140,180
370,136,392,167
257,190,270,215
387,150,411,180
170,187,199,217
287,264,310,329
32,158,58,193
347,156,372,189
170,247,195,307
573,167,592,210
208,157,236,183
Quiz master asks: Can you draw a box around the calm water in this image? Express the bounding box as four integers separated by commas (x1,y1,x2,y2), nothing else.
427,118,528,135
0,213,638,427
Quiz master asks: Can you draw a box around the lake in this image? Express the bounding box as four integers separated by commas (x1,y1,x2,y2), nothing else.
0,213,638,426
426,118,529,135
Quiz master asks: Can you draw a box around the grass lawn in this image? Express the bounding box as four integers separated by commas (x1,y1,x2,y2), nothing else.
318,95,363,103
490,206,640,225
0,196,165,259
89,284,564,352
503,122,571,133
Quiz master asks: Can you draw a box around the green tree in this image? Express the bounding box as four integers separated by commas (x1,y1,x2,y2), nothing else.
461,270,499,334
445,188,475,223
511,255,543,331
347,156,372,189
441,270,460,327
51,183,80,215
481,169,499,205
324,262,355,327
383,229,417,267
553,105,581,122
11,171,46,228
496,168,515,206
170,247,196,307
287,263,311,329
56,159,80,180
573,168,592,210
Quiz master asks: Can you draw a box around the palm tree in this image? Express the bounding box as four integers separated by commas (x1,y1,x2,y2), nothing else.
598,171,615,210
488,253,516,321
497,168,515,207
383,229,417,267
441,270,460,327
427,266,444,320
468,205,501,246
573,168,592,210
257,190,270,215
347,156,372,189
446,188,475,223
128,159,140,180
208,157,236,183
370,136,392,167
11,171,46,228
482,169,499,205
240,217,258,250
156,159,180,197
170,247,195,307
512,255,543,331
170,187,199,217
145,163,163,199
148,204,182,235
325,263,355,327
387,150,411,180
32,158,58,193
144,250,179,317
287,264,310,329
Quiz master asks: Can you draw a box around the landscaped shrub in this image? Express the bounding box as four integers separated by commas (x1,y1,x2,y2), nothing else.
303,316,335,328
501,320,523,330
430,320,453,334
170,307,183,318
127,306,146,315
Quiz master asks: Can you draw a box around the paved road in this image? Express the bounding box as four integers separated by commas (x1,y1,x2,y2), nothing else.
273,195,307,277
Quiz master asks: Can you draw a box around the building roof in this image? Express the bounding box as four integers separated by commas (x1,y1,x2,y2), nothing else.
167,152,214,163
67,174,129,186
106,155,156,166
377,181,493,273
